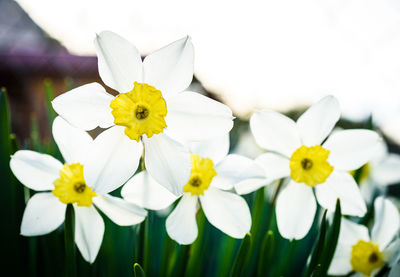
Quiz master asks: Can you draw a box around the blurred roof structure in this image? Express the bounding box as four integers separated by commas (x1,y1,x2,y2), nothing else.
0,0,97,76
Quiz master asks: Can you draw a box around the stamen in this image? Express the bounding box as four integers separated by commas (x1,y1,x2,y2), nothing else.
368,252,379,263
301,158,313,170
190,176,202,187
74,182,86,193
135,105,149,120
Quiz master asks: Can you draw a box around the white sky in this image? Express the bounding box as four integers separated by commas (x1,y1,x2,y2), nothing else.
15,0,400,142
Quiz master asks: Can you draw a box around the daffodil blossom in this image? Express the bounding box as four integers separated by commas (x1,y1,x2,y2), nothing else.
121,134,265,244
328,197,400,276
355,140,400,203
51,31,234,196
9,117,147,263
249,95,381,240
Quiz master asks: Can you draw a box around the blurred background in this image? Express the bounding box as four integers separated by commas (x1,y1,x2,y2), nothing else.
2,0,400,144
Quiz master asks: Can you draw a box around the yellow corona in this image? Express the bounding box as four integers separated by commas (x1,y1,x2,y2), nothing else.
350,240,384,276
110,82,167,141
290,145,334,187
184,154,217,196
52,163,97,206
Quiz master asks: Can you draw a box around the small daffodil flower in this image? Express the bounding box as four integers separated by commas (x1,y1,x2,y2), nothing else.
249,95,382,240
122,134,265,244
355,140,400,203
52,31,234,196
10,117,147,263
329,197,400,276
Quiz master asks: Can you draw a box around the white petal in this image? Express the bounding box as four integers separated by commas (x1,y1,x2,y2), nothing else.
93,194,146,226
188,133,229,164
52,116,93,164
10,150,62,191
328,243,353,276
20,193,66,236
84,126,143,194
121,171,178,210
388,258,400,277
143,134,190,196
323,129,382,171
275,181,316,240
297,95,340,146
250,110,301,157
255,152,290,180
329,218,369,275
166,193,198,245
74,205,104,263
200,187,251,238
315,171,366,216
143,36,193,98
383,239,400,266
370,139,388,164
371,154,400,186
234,179,272,195
371,197,400,249
94,31,142,93
338,218,370,246
165,91,233,141
359,180,376,204
212,154,266,191
51,83,114,131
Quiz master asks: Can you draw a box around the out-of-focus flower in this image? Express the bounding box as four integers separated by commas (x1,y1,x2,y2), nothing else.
122,134,265,244
52,31,234,196
249,95,381,240
354,140,400,203
10,117,147,263
329,197,400,276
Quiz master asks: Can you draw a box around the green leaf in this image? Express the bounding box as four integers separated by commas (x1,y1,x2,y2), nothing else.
29,116,42,152
316,199,342,277
169,244,190,277
257,231,274,277
230,233,252,277
134,263,146,277
0,88,30,276
185,210,207,277
44,79,57,127
305,210,327,277
64,204,76,277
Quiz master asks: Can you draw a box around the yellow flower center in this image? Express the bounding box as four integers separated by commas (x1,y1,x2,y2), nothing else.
290,145,334,187
184,154,217,196
52,163,97,207
350,240,384,276
110,82,167,141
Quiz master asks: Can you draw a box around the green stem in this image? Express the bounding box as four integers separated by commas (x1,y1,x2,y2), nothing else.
142,217,150,274
264,179,284,231
64,204,76,277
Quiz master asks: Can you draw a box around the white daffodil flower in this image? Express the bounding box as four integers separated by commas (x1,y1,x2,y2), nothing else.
51,31,234,196
121,134,265,244
329,197,400,276
355,140,400,203
9,117,147,263
249,95,382,240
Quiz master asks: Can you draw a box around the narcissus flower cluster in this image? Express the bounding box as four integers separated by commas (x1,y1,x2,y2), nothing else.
9,31,399,275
